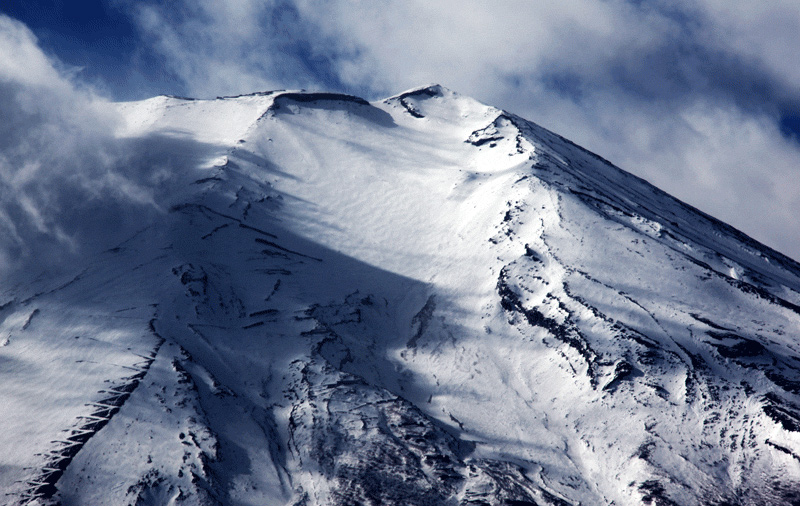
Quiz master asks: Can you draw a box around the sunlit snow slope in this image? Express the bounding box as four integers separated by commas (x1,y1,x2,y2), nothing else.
4,86,800,506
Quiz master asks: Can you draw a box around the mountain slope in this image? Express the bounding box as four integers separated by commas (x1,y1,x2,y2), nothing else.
3,85,800,506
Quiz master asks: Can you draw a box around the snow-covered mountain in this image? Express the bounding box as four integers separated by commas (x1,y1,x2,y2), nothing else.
3,85,800,506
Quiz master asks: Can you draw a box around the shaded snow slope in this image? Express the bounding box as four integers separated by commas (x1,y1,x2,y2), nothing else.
3,85,800,505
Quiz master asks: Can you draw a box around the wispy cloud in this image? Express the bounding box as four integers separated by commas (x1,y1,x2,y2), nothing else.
120,0,348,97
0,15,194,279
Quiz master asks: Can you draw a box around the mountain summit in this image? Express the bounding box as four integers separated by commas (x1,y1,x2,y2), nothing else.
3,86,800,506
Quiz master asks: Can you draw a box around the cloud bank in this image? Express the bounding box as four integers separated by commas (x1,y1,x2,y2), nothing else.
117,0,800,260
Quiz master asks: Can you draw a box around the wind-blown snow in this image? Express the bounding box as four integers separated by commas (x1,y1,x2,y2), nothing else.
2,85,800,506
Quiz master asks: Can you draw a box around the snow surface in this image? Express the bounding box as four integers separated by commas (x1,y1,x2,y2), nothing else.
3,85,800,505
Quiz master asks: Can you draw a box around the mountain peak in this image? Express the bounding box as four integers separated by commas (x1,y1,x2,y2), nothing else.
387,83,449,100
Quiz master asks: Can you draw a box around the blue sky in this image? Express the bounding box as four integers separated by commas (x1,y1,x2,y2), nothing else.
1,1,800,261
0,0,180,98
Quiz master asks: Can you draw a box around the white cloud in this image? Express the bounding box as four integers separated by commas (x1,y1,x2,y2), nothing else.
0,15,189,280
691,0,800,86
125,0,335,97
